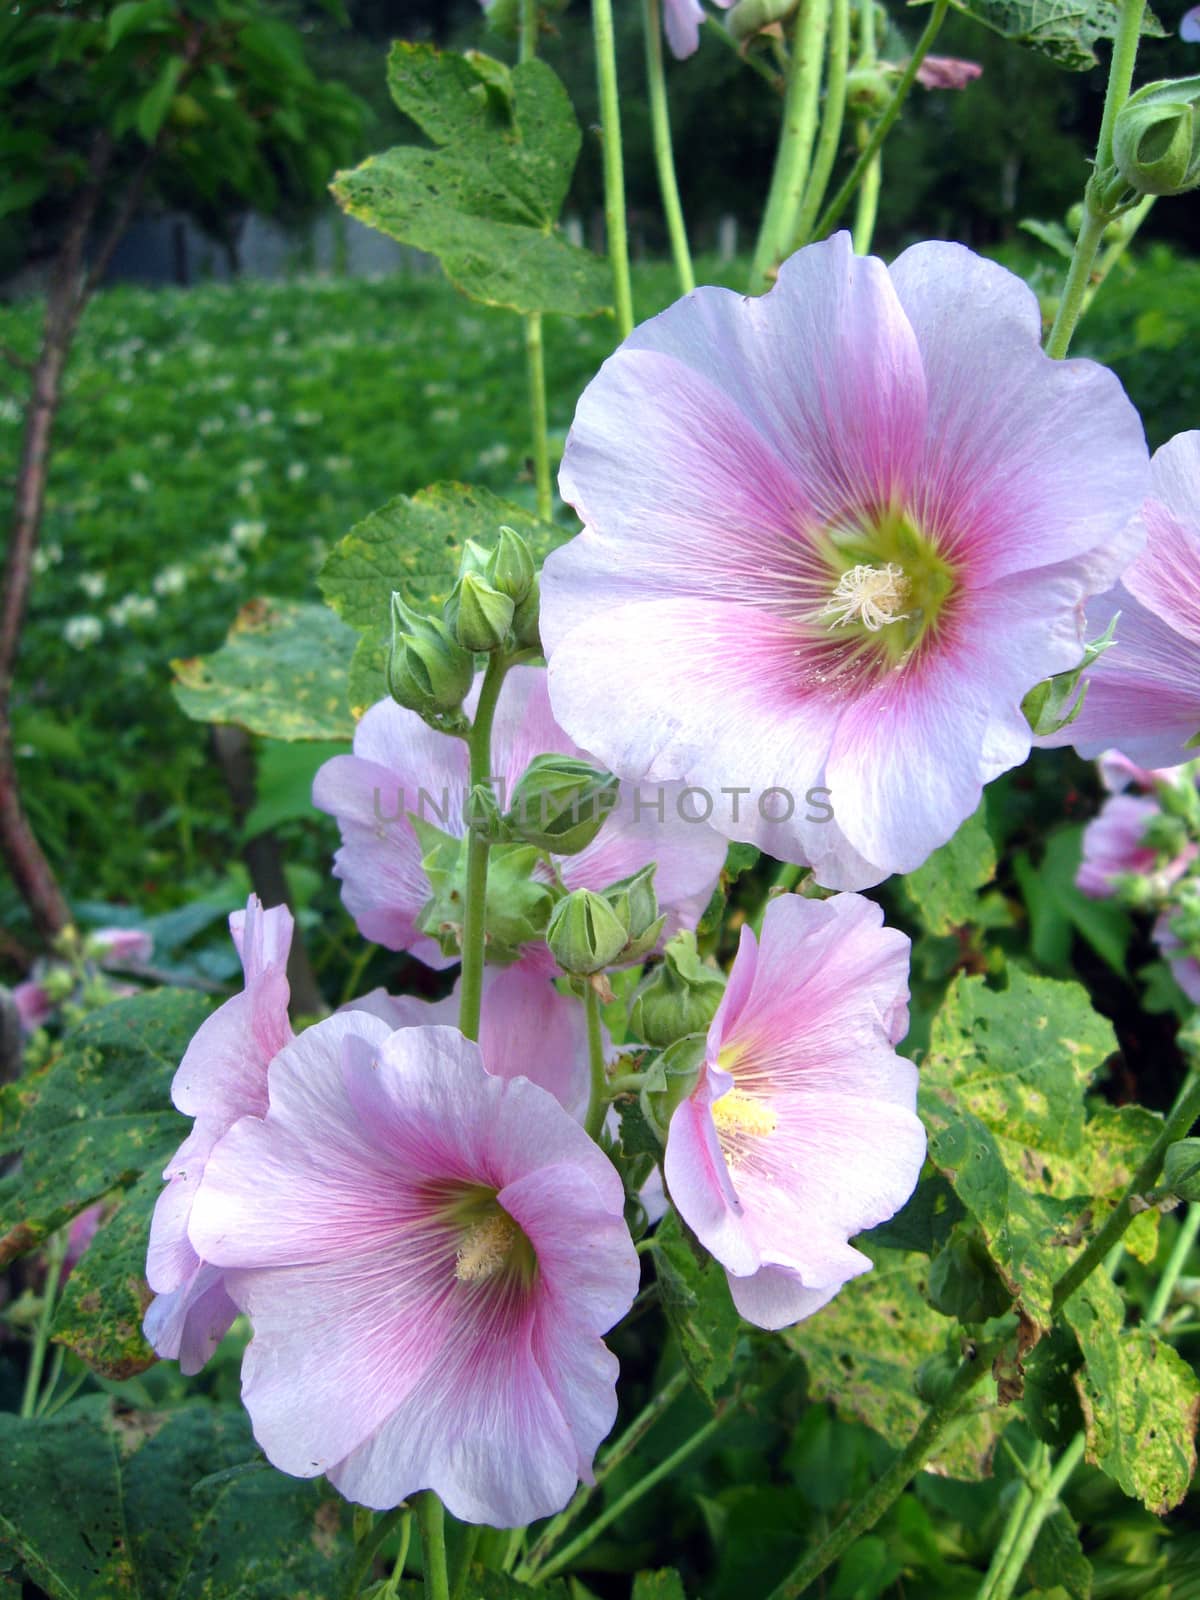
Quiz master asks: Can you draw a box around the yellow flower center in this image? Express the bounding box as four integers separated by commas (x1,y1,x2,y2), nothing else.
455,1213,519,1283
821,563,911,632
710,1087,778,1139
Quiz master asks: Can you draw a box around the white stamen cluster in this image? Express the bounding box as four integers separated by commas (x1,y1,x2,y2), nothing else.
821,563,911,632
711,1088,778,1139
455,1213,517,1283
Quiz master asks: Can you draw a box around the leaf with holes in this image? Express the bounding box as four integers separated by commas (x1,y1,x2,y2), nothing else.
654,1211,740,1406
52,1170,162,1379
332,44,610,316
320,483,564,718
900,804,997,934
1065,1268,1200,1512
786,1244,1001,1480
948,0,1164,69
919,972,1142,1334
0,990,207,1268
173,598,357,741
0,1397,354,1597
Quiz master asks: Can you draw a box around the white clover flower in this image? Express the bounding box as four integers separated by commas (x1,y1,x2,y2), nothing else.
78,572,107,600
230,520,266,550
152,564,189,597
33,543,64,575
129,471,151,493
286,463,306,483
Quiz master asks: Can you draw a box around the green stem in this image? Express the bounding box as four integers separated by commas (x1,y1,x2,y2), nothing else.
20,1230,65,1420
1082,194,1154,315
605,1071,648,1097
519,0,539,58
583,982,609,1141
980,1438,1085,1600
748,0,830,293
417,1493,450,1600
524,314,553,522
592,0,635,338
975,1443,1046,1600
794,0,850,247
518,1368,689,1580
458,654,510,1043
851,139,881,254
751,860,804,934
812,0,949,241
1044,0,1146,358
386,1512,413,1596
764,1338,1001,1600
1051,1068,1200,1315
531,1398,731,1584
1147,1202,1200,1326
642,0,695,294
450,1526,481,1600
343,1506,410,1600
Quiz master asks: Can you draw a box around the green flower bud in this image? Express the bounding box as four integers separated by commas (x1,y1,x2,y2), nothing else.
464,782,510,844
546,888,629,976
728,0,799,45
488,525,537,605
453,572,515,654
605,865,666,964
505,754,620,855
1114,78,1200,197
1022,616,1118,737
416,823,555,964
387,592,473,719
914,1344,962,1406
1163,1137,1200,1202
1142,811,1190,858
641,1033,707,1138
629,931,727,1048
510,572,541,651
845,65,892,116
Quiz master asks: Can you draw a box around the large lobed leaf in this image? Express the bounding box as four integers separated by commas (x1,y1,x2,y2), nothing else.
0,1398,354,1598
653,1212,740,1408
918,971,1153,1334
332,44,610,317
948,0,1164,70
320,482,565,718
172,598,357,741
901,803,997,935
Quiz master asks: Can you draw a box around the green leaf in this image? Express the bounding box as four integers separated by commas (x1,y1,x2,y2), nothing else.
1064,1268,1200,1512
1013,826,1133,976
785,1244,1001,1481
919,971,1126,1333
172,598,357,741
654,1211,740,1406
0,990,208,1268
52,1170,162,1379
947,0,1164,70
136,53,186,143
1026,1505,1093,1600
320,484,564,718
901,804,997,934
632,1573,688,1600
105,0,172,50
0,1398,355,1597
242,739,350,841
332,44,610,317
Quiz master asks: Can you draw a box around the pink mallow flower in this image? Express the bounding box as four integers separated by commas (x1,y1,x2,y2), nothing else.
1045,432,1200,770
11,980,51,1034
143,896,293,1374
188,1016,639,1525
90,926,153,966
312,664,724,965
915,55,983,89
664,892,924,1328
1154,912,1200,1003
663,0,734,59
543,233,1148,889
1076,794,1195,898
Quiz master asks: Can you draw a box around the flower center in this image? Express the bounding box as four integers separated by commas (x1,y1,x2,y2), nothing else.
455,1213,519,1283
710,1087,777,1139
821,563,911,632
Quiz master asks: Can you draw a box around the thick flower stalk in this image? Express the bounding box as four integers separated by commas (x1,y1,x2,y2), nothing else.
542,234,1149,887
1044,431,1200,769
143,896,293,1372
187,1015,640,1525
664,892,925,1327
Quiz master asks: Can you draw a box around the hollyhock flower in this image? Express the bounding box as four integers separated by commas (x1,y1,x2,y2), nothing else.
663,0,734,59
11,980,51,1034
664,892,924,1328
143,896,293,1375
188,1016,639,1525
1043,432,1200,770
915,55,983,90
90,926,153,966
543,232,1148,888
1183,5,1200,40
351,958,590,1120
1099,750,1187,793
312,665,724,964
1155,912,1200,1002
1076,794,1195,898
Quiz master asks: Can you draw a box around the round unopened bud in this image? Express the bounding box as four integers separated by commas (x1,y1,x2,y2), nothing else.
1164,1137,1200,1202
605,865,665,964
1142,812,1190,858
506,755,619,855
927,1223,1011,1326
1113,77,1200,196
546,888,629,976
630,931,726,1048
641,1034,707,1138
465,782,509,843
510,572,541,651
488,526,537,605
387,592,473,717
845,65,892,115
453,572,515,654
728,0,799,44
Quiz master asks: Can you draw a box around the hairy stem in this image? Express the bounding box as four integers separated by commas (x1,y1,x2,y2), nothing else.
642,0,695,294
20,1231,66,1420
583,983,609,1141
794,0,850,246
592,0,635,337
417,1492,450,1600
458,655,509,1043
748,0,830,293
